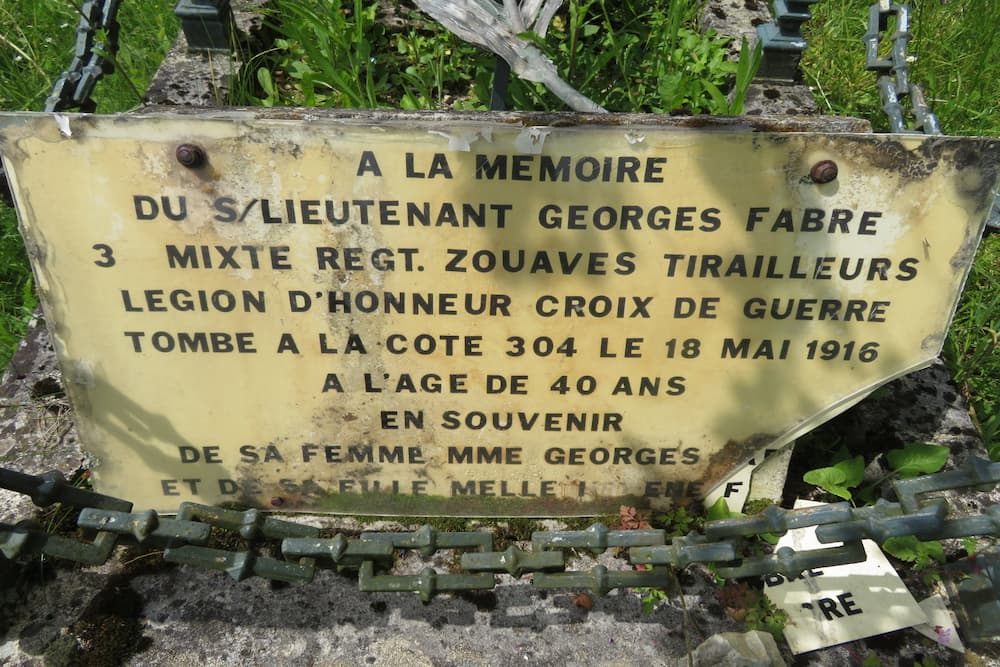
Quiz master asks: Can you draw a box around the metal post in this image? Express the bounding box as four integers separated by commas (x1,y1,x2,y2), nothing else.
174,0,234,53
756,0,820,82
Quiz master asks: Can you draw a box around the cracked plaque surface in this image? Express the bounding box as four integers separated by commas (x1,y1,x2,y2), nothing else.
1,110,996,514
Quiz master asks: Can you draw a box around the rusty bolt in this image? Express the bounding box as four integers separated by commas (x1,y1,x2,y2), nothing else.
270,496,284,507
810,160,838,184
175,144,206,168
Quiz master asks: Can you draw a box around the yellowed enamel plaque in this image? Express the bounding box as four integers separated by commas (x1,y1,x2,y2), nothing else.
1,111,996,514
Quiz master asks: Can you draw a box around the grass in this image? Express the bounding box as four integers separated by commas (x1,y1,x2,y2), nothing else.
800,0,1000,456
0,1,178,112
801,0,1000,136
244,0,754,113
946,239,1000,458
0,0,178,362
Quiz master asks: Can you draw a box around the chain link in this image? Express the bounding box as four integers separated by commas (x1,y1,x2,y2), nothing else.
1,0,122,207
864,1,997,242
863,2,940,135
3,460,998,600
44,0,123,114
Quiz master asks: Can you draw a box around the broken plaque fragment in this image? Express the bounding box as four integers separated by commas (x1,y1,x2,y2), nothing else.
763,500,927,654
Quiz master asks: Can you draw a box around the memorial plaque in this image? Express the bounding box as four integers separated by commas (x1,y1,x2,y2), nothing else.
1,110,996,515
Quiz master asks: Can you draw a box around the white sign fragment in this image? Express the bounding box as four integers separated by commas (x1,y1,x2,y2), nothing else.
913,594,965,653
763,500,928,654
703,445,789,511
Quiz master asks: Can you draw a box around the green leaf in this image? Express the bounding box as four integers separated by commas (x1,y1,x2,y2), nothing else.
862,655,882,667
962,537,978,556
882,536,945,568
920,540,945,565
399,92,420,110
639,587,669,615
802,455,864,500
803,467,850,500
516,30,548,50
255,68,277,107
729,36,763,114
886,443,949,478
702,80,729,114
706,497,741,521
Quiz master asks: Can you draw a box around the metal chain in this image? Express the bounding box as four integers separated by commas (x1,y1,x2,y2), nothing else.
44,0,123,113
0,0,122,207
863,2,940,135
863,0,998,241
3,460,998,601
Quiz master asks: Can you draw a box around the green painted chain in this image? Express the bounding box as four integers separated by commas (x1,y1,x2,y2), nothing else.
2,460,999,601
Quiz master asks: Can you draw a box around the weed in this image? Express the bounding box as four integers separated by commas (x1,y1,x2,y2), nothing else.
639,585,670,614
803,442,950,502
614,504,651,530
728,37,762,114
716,581,787,640
742,498,776,516
743,592,788,639
944,235,1000,459
803,451,865,501
393,29,486,109
885,443,950,479
491,517,539,550
255,0,385,107
704,498,779,547
643,3,739,114
801,442,953,582
961,537,978,557
705,496,742,521
881,535,945,570
652,506,700,537
243,0,759,114
527,0,761,113
38,470,91,536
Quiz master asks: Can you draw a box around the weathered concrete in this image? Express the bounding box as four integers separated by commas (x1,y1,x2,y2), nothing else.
701,0,819,116
144,0,270,107
0,532,750,666
0,316,81,523
691,631,785,667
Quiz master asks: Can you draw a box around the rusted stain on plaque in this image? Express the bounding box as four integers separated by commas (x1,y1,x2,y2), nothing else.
0,110,997,515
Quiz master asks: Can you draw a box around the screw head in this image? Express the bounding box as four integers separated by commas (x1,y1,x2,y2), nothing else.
175,144,206,168
810,159,838,184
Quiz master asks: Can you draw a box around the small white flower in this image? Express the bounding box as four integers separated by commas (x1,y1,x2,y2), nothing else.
906,55,917,63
